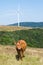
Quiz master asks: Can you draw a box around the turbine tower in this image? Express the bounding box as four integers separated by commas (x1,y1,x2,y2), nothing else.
18,7,20,27
17,0,22,27
18,1,20,27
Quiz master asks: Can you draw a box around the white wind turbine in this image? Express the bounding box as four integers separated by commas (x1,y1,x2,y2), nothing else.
17,1,23,27
17,6,20,27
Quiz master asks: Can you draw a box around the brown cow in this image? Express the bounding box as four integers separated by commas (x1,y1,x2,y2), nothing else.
16,40,27,60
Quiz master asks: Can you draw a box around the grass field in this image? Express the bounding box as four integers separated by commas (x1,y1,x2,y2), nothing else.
0,26,43,65
0,45,43,65
0,26,32,31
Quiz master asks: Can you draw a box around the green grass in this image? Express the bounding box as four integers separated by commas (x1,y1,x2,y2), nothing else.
0,53,42,65
0,28,43,48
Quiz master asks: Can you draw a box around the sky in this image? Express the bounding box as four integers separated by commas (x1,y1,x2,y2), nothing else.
0,0,43,25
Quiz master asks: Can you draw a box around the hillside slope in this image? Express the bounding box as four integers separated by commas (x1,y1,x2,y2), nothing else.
0,28,43,48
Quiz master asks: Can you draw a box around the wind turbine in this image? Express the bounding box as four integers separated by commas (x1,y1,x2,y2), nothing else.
18,6,20,27
17,1,23,27
17,1,20,27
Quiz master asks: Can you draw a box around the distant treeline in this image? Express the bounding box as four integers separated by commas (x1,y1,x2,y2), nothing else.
9,22,43,27
0,28,43,48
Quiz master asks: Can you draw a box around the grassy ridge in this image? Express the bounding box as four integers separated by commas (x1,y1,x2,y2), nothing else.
0,28,43,48
0,26,31,31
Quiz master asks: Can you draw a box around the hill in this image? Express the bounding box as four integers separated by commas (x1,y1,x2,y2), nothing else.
0,28,43,48
0,26,43,65
9,22,43,27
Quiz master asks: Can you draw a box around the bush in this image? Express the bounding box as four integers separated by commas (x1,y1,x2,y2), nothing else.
0,28,43,48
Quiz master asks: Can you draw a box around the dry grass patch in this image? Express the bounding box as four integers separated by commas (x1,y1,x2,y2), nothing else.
0,45,43,65
0,26,32,31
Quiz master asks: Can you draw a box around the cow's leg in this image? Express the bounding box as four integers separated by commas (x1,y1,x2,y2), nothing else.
20,50,23,60
22,51,24,57
16,48,23,60
21,48,25,57
16,48,20,60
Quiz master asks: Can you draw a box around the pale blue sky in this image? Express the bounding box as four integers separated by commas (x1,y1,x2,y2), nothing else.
0,0,43,25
